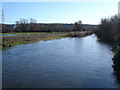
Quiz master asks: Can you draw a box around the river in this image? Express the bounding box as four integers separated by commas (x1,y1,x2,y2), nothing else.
2,34,120,88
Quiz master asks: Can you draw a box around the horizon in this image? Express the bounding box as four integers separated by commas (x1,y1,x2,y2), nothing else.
2,2,118,24
2,22,99,25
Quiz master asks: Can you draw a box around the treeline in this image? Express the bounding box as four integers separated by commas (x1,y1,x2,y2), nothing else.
96,14,120,44
2,19,85,33
96,14,120,84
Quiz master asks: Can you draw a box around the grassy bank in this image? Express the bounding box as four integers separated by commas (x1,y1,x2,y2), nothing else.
1,31,93,50
0,32,43,35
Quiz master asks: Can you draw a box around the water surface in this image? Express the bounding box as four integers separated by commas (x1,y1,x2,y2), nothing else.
2,34,119,88
1,34,31,36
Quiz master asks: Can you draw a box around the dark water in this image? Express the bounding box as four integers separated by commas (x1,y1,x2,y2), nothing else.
2,34,120,88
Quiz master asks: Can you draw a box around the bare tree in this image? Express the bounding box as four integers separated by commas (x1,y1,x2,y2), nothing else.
29,18,37,31
30,18,37,24
15,19,28,32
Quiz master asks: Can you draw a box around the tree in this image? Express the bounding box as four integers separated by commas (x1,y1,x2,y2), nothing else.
2,24,15,33
15,19,29,32
54,24,62,32
96,14,120,44
74,20,83,31
29,18,37,31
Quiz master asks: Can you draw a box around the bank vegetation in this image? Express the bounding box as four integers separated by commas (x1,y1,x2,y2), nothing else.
96,14,120,83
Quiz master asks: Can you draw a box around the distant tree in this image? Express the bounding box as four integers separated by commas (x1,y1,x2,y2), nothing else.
29,18,37,31
15,21,20,32
2,24,9,33
2,24,14,33
15,19,29,32
54,24,62,32
74,20,83,31
30,18,37,24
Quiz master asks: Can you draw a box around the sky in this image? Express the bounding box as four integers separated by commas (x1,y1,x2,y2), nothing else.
1,2,119,24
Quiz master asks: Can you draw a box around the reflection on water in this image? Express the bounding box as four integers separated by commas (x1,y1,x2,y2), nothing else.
2,34,119,88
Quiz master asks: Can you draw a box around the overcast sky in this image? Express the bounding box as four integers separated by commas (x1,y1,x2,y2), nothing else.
2,1,119,24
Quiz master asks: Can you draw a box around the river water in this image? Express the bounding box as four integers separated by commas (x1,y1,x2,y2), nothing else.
2,34,120,88
1,34,31,36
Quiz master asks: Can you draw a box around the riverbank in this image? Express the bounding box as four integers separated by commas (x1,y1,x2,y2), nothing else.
1,31,93,50
66,31,92,37
112,47,120,84
0,32,43,35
